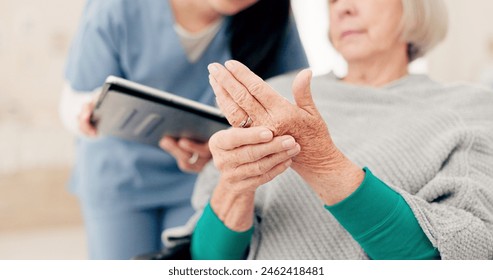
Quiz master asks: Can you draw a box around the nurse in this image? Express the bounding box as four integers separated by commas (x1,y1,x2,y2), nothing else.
59,0,308,259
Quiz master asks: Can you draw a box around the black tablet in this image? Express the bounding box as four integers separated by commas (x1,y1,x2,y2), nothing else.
91,76,230,146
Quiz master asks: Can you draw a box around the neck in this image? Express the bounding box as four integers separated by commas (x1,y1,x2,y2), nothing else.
343,46,409,87
170,0,222,33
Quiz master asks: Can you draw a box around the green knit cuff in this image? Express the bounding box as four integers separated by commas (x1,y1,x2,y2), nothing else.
324,167,439,259
191,203,254,260
325,167,400,239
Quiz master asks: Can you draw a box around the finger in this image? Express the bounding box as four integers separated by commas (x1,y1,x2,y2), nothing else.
229,144,299,181
178,138,211,158
160,137,192,161
254,159,293,186
160,137,208,173
79,103,97,136
225,60,286,109
209,75,249,127
229,135,299,166
178,158,209,174
292,69,317,115
211,127,273,151
226,157,292,187
208,63,268,120
223,159,293,194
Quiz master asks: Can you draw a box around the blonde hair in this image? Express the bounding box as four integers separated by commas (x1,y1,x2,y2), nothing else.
400,0,449,62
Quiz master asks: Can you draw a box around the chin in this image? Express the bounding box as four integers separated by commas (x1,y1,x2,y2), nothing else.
338,48,371,63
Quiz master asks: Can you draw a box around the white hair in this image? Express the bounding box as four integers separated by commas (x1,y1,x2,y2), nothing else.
400,0,449,62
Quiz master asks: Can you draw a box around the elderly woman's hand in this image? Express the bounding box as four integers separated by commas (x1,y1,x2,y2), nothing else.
208,60,364,205
209,61,338,174
208,126,300,231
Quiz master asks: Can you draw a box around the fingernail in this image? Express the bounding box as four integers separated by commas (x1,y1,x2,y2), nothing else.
287,145,300,156
282,138,296,149
225,60,235,70
260,130,273,140
208,64,218,73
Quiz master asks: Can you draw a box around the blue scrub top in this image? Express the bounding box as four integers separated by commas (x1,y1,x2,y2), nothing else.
65,0,308,209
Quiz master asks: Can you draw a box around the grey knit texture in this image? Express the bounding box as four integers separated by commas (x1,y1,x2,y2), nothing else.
190,73,493,260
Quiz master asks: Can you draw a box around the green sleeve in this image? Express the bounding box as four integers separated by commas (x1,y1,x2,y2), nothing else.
191,203,254,260
325,167,440,260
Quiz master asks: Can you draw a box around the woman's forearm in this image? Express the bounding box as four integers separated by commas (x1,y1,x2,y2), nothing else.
191,202,254,260
191,181,256,260
294,153,365,206
210,180,256,232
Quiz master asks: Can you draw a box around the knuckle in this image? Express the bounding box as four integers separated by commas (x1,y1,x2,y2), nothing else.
245,148,257,161
260,170,275,184
249,82,264,96
230,118,241,127
209,132,219,144
225,105,243,127
226,102,240,116
251,162,265,175
232,87,248,103
223,137,236,149
213,157,225,170
210,132,224,149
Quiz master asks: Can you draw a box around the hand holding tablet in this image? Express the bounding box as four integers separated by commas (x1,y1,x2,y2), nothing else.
90,76,231,147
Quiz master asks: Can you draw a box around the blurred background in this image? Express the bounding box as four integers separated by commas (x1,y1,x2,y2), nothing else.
1,0,492,259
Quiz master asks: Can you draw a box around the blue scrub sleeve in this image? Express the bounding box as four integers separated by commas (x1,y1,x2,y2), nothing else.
65,0,124,91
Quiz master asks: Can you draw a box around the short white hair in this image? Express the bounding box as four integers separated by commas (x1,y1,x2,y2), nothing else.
401,0,449,62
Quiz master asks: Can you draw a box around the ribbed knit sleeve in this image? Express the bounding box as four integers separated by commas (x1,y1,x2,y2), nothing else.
191,203,253,260
395,90,493,260
326,168,440,259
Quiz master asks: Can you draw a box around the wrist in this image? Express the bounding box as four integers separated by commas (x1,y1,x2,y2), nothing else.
210,179,256,231
296,155,365,206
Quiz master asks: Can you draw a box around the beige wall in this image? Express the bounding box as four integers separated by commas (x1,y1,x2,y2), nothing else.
427,0,493,83
0,0,86,231
0,0,84,174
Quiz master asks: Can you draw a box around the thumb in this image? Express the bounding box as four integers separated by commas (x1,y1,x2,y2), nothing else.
292,69,316,114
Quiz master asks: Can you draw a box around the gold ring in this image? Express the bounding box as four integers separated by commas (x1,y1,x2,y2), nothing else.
188,152,199,165
239,116,252,128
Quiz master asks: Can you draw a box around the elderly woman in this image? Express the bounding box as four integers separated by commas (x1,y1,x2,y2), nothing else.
167,0,493,259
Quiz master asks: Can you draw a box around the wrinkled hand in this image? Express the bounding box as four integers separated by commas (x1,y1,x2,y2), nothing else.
160,137,212,173
209,126,300,194
208,60,345,176
78,101,97,137
208,126,300,231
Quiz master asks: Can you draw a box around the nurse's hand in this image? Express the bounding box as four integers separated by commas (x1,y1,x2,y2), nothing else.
159,137,212,173
78,101,97,137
